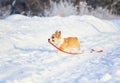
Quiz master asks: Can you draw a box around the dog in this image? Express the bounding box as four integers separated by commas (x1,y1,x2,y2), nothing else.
50,30,81,53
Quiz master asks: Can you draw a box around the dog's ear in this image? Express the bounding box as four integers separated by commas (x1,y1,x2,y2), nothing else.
58,31,61,37
55,30,59,34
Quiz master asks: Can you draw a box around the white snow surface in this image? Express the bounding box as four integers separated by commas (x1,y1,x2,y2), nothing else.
0,14,120,83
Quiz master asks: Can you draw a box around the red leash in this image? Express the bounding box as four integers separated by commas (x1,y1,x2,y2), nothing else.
48,39,103,55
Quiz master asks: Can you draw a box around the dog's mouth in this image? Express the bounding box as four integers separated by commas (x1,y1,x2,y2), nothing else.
52,40,54,42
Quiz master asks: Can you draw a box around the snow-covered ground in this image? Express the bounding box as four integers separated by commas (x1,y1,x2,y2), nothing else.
0,14,120,83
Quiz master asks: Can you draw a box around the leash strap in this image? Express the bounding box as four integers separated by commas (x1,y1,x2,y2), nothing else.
48,39,103,55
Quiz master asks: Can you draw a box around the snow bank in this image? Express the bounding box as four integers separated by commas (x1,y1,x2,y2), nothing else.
0,14,120,83
1,15,119,49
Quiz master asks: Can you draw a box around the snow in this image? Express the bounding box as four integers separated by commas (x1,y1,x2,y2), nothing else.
0,14,120,83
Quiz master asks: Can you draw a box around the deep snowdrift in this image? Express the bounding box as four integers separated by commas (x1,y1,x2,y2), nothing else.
0,14,120,83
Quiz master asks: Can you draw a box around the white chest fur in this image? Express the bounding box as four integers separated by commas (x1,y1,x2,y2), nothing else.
57,38,64,47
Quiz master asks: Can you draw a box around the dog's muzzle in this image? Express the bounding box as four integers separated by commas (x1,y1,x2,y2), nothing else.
48,39,54,42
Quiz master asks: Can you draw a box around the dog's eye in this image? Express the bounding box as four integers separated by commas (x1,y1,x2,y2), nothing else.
52,36,54,39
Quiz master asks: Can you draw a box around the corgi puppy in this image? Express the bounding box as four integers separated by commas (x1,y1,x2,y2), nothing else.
50,30,81,53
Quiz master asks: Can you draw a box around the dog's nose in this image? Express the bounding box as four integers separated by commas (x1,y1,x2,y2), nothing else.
48,39,50,41
52,40,54,42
